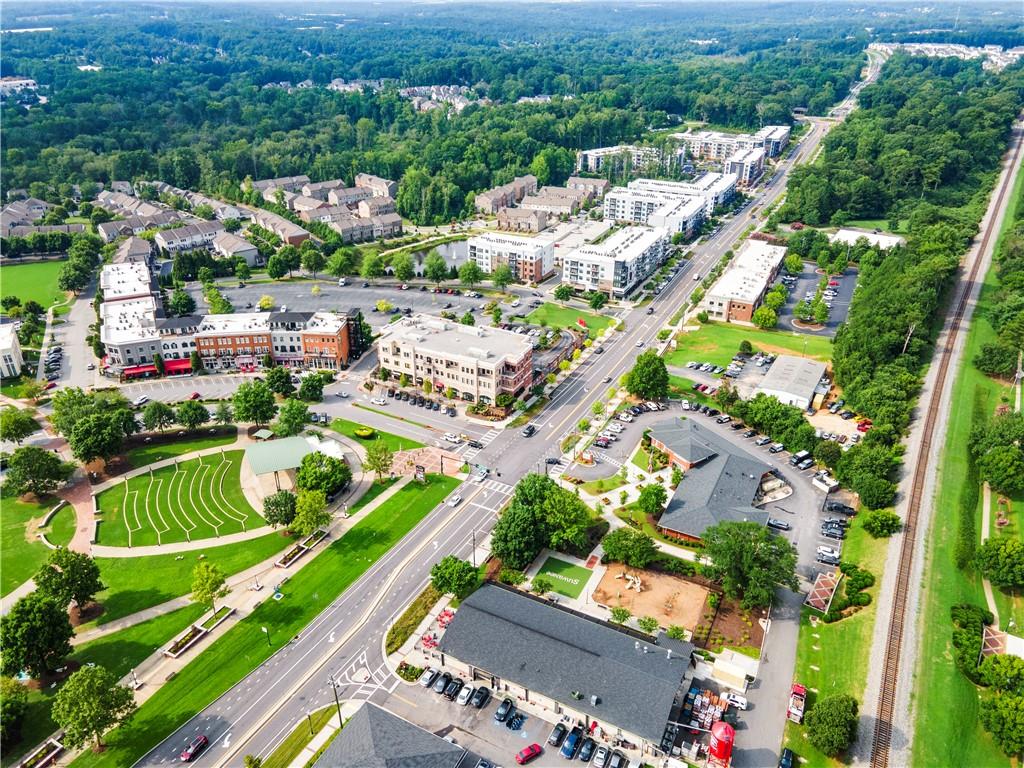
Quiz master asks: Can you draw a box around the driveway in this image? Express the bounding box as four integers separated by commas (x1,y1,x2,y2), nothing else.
564,405,668,482
775,266,857,337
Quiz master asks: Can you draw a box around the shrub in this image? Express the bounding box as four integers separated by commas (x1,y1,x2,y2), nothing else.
609,606,631,624
498,568,526,585
950,604,994,683
862,509,902,538
805,694,859,756
354,427,375,439
531,575,553,594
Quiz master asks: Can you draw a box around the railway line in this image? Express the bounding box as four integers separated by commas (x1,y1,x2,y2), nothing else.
869,120,1024,768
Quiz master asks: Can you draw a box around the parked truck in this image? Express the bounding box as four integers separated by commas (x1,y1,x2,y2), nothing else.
788,683,807,723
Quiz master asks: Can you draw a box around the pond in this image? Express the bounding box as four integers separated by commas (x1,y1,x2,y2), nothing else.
407,240,468,276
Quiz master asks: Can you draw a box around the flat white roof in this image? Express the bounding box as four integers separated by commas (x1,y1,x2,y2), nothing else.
0,323,18,350
197,313,271,335
829,228,905,250
304,311,345,334
569,225,667,265
101,297,158,345
377,313,531,363
100,262,151,301
758,355,828,400
727,147,765,164
707,240,787,304
537,219,614,250
468,232,548,253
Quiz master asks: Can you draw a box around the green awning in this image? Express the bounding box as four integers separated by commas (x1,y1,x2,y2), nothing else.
244,436,314,475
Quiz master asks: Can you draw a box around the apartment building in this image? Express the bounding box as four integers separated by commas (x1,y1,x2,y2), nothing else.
676,125,790,160
474,175,538,215
467,232,555,283
757,125,791,158
0,324,24,378
157,315,202,362
496,207,548,233
262,187,296,207
702,240,787,323
725,148,765,187
94,191,166,219
355,173,398,199
247,175,310,194
575,145,662,174
566,176,611,199
100,261,155,303
290,195,327,214
211,231,260,266
357,197,396,217
561,225,669,298
630,174,737,216
519,193,578,218
603,185,705,237
250,210,310,246
153,220,225,253
376,314,533,403
100,296,161,368
113,236,152,264
301,179,346,201
145,182,245,221
327,186,373,207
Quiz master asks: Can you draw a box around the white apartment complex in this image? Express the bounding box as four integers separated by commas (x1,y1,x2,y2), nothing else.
376,314,533,403
725,148,765,187
467,233,555,284
675,125,791,160
575,145,663,174
561,226,669,299
0,324,24,378
603,186,705,237
702,240,787,323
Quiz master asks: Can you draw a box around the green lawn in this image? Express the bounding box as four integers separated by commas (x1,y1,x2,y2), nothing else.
70,474,459,768
95,450,257,547
352,402,434,430
844,218,908,234
1,489,56,596
330,417,425,453
580,474,628,496
781,515,888,767
124,428,238,468
92,533,291,626
535,556,591,599
667,375,715,406
664,322,833,370
2,604,204,768
0,375,41,400
45,503,77,547
910,167,1023,767
524,302,614,340
0,260,67,311
263,706,334,768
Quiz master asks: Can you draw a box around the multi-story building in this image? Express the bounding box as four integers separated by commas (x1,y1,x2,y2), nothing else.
0,324,24,378
328,215,374,244
757,125,791,158
566,176,611,199
250,210,309,246
327,186,373,207
96,212,183,243
290,195,327,214
153,220,225,253
211,231,260,266
467,233,555,283
113,236,152,264
675,125,790,160
496,207,548,233
629,174,737,216
357,197,396,217
194,314,273,371
354,173,398,199
575,145,662,174
519,193,578,218
247,175,310,194
300,179,346,201
376,314,533,403
100,297,161,368
262,187,297,207
603,185,705,237
725,148,765,187
473,175,538,215
100,262,154,303
157,315,202,362
561,225,669,299
702,240,787,323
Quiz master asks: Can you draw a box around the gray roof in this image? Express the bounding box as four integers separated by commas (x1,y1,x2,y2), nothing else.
244,436,314,475
438,583,694,743
156,315,202,332
651,418,772,539
311,702,465,768
757,355,827,400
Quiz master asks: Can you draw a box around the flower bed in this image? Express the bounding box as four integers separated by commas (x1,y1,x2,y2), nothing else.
163,625,209,658
18,738,63,768
396,662,424,682
301,529,328,548
276,544,307,568
200,606,234,631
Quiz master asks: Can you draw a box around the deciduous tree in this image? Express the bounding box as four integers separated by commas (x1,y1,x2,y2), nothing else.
0,408,37,443
233,381,277,426
292,489,330,537
35,549,104,609
364,440,394,482
601,528,659,568
0,594,74,678
274,398,310,437
5,446,73,497
805,694,858,756
142,401,175,432
430,556,479,598
51,665,137,750
625,350,669,400
702,521,798,610
296,451,351,496
191,562,228,612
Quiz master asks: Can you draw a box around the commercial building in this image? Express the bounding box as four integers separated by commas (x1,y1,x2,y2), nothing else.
828,228,906,251
355,173,398,199
250,210,310,246
100,297,161,368
496,207,548,233
467,232,555,283
211,231,260,266
566,176,611,199
474,175,538,215
575,145,662,174
725,147,765,187
648,418,773,542
0,324,24,378
437,583,695,756
100,261,155,303
153,220,225,254
376,314,533,403
561,226,669,298
702,240,787,323
756,355,829,410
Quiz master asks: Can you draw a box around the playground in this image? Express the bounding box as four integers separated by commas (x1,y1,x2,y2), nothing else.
95,450,259,547
592,562,710,632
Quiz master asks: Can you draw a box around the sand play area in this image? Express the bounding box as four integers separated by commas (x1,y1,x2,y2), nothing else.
592,562,710,632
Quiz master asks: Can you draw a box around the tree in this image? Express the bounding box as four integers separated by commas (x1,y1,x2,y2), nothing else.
191,562,228,612
491,503,549,570
529,575,553,594
784,254,803,274
862,509,902,538
265,365,295,397
752,306,777,330
278,245,301,276
975,538,1024,589
266,254,287,280
35,549,104,609
460,311,475,326
459,260,484,288
591,400,605,417
167,288,196,317
51,665,137,751
0,676,29,747
391,253,415,283
233,381,277,426
588,291,608,310
0,408,37,444
301,249,326,278
142,401,175,432
235,262,251,281
292,489,330,537
813,440,842,470
855,474,897,510
364,440,394,482
805,694,859,756
978,446,1024,496
979,693,1024,757
274,398,310,437
196,266,214,286
545,488,593,552
69,413,125,464
554,284,573,302
625,350,669,400
360,253,385,280
214,401,234,426
244,757,264,768
637,483,668,518
601,528,659,568
490,263,514,293
491,306,502,326
298,375,324,402
0,595,73,678
609,606,631,624
430,555,479,598
5,446,73,497
257,294,274,311
423,250,448,286
702,521,798,610
296,451,352,496
263,490,297,528
637,616,659,634
190,350,204,372
980,653,1024,693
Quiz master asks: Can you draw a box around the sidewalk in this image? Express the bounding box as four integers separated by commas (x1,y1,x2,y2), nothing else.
287,700,362,768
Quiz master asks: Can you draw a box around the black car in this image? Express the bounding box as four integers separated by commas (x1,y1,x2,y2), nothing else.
578,737,597,762
545,457,562,465
432,401,441,411
387,389,395,398
767,518,791,531
817,552,841,566
432,672,452,694
467,440,484,449
547,723,567,747
443,677,464,700
594,347,605,354
494,697,515,722
470,686,491,708
522,425,536,437
362,282,370,287
731,421,744,430
646,307,655,314
630,406,643,416
700,405,710,414
826,501,855,515
743,429,757,438
821,526,845,540
707,408,720,417
779,748,795,768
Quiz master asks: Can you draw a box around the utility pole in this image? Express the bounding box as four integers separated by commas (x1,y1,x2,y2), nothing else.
327,674,343,724
901,322,917,356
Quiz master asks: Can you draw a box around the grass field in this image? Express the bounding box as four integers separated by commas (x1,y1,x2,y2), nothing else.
263,706,335,768
2,603,205,768
667,375,715,406
0,260,67,311
95,450,256,547
910,167,1024,767
664,322,833,370
1,489,56,596
781,515,888,767
93,533,291,626
46,503,77,547
69,474,459,768
535,556,591,598
0,375,41,400
330,417,425,453
845,218,908,234
524,302,614,340
125,428,237,468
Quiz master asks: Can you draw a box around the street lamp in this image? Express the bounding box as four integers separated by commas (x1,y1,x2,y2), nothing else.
261,626,271,647
327,674,344,724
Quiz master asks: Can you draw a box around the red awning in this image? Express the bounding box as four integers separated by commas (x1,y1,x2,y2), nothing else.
123,364,157,376
164,358,192,373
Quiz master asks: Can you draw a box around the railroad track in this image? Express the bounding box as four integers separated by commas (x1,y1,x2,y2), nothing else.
870,121,1024,768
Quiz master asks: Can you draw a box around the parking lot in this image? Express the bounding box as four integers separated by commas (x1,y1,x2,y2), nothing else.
119,373,260,404
566,403,668,482
774,266,857,337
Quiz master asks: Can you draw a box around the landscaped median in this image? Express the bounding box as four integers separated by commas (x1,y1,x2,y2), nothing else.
68,474,459,768
329,417,425,452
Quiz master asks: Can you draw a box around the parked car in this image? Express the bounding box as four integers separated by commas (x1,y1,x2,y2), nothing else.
470,686,491,708
755,436,771,446
767,518,791,531
821,526,845,541
618,413,634,423
371,397,387,406
797,458,815,470
132,395,149,407
433,672,452,694
817,552,841,566
180,735,209,763
823,517,849,529
443,677,464,700
779,748,796,768
457,685,475,706
419,667,440,688
817,545,841,558
768,443,785,453
548,723,568,747
607,752,628,768
578,738,597,762
495,697,515,721
826,501,856,515
560,726,584,759
592,747,611,768
716,414,731,424
743,429,757,438
515,744,543,765
725,692,748,710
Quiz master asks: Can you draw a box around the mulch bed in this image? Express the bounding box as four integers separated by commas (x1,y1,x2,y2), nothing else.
25,660,81,691
69,601,104,627
694,597,767,652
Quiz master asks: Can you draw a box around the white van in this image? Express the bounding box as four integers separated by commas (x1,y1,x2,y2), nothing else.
693,273,700,281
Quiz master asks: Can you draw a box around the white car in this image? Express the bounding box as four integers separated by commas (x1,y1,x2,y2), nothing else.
607,423,624,434
132,395,149,407
681,399,691,411
339,391,349,399
816,545,840,558
456,685,475,706
443,433,462,443
725,692,748,710
370,397,387,405
448,494,463,507
598,431,618,441
618,413,634,423
510,299,521,307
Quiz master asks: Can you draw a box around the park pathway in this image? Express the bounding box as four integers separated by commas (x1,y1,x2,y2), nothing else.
981,483,1001,627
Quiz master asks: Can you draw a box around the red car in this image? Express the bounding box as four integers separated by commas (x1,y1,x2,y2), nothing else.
188,392,201,400
515,744,543,764
180,735,208,762
829,280,839,287
44,381,58,391
857,421,873,433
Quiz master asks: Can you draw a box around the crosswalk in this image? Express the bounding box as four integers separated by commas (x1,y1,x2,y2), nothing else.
460,428,502,462
594,451,624,469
